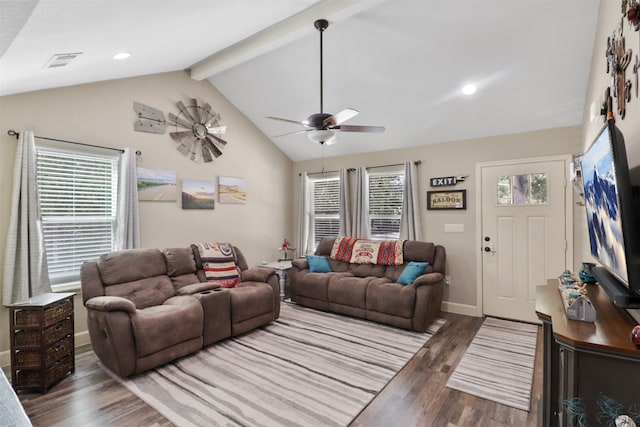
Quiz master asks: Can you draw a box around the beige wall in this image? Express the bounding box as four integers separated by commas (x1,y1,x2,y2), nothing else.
293,126,583,313
0,71,293,364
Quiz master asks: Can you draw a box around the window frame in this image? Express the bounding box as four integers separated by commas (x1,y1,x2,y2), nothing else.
308,173,340,250
35,145,119,291
368,168,405,240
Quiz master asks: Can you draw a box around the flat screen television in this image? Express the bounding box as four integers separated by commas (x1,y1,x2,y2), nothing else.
580,120,640,307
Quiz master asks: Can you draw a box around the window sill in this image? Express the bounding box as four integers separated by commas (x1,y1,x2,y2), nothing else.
51,281,81,293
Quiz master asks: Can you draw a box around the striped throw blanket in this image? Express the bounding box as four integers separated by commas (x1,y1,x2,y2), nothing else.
330,237,404,265
193,242,240,288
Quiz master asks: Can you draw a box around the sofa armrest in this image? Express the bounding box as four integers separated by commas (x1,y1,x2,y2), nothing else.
291,258,308,270
176,282,221,295
85,296,136,314
242,267,276,283
413,272,444,287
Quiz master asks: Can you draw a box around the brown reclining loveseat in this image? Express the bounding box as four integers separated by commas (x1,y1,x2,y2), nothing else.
80,244,279,377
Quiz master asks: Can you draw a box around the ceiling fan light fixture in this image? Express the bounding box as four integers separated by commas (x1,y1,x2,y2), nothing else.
307,129,335,144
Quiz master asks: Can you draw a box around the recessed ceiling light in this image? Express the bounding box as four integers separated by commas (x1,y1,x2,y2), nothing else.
462,84,477,96
113,52,131,60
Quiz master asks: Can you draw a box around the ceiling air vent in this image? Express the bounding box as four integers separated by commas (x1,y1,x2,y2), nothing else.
44,52,82,68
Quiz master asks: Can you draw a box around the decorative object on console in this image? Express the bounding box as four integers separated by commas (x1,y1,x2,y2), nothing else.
181,179,216,209
266,19,385,146
218,176,246,204
136,167,177,201
579,262,597,284
133,99,228,163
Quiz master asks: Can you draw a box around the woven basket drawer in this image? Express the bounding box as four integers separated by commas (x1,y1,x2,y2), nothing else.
16,355,74,388
15,336,73,368
15,298,73,327
14,318,72,347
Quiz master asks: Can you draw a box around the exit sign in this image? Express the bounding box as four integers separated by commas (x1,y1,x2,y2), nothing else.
430,176,458,187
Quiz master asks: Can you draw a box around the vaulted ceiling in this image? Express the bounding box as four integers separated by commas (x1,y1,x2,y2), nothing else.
0,0,601,161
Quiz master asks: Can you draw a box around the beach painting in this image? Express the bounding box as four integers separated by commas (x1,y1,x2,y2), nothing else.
219,176,247,204
137,168,177,201
182,180,216,209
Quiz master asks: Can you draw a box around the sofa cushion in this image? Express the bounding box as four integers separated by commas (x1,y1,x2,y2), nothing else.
348,263,386,278
397,261,429,285
328,276,373,309
306,255,331,273
229,283,274,323
366,281,416,319
163,247,197,276
105,275,175,309
132,295,203,357
98,248,167,285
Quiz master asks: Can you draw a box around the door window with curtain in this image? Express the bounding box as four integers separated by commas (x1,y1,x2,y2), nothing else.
369,169,404,239
308,174,340,249
35,145,119,290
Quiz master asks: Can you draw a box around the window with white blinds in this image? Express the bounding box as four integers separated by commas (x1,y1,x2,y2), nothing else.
369,171,404,239
310,176,340,248
36,146,118,287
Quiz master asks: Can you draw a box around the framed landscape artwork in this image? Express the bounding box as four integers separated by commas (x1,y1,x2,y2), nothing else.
137,168,177,201
182,180,216,209
218,176,247,204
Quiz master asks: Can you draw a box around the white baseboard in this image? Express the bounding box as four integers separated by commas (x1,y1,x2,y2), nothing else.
1,331,91,369
441,301,480,317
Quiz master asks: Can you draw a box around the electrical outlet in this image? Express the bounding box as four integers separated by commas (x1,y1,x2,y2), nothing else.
444,275,451,286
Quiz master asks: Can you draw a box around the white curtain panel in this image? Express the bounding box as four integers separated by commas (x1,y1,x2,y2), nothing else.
115,148,140,250
296,172,310,256
400,161,423,240
339,168,352,237
353,167,371,239
2,130,52,305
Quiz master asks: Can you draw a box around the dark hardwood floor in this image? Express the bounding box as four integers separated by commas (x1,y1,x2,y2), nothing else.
10,312,541,427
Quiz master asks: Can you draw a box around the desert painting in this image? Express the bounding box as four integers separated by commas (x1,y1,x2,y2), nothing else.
182,180,216,209
218,176,247,204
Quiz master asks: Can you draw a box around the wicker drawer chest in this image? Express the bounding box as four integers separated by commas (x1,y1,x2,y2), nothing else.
8,292,75,393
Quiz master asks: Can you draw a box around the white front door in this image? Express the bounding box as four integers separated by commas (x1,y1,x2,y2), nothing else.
478,157,571,322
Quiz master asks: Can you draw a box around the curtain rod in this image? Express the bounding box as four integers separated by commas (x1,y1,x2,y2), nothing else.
6,129,136,155
299,160,421,176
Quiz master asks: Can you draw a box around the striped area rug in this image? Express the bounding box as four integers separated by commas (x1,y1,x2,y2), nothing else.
445,316,538,411
107,303,445,426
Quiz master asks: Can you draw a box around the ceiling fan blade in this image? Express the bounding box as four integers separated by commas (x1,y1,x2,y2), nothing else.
333,125,385,133
270,129,309,138
266,116,306,126
324,108,359,126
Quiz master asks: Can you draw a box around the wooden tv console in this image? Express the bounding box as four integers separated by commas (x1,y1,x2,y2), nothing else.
536,279,640,427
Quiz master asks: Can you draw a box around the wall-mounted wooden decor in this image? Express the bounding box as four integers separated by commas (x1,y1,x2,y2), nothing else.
606,27,633,118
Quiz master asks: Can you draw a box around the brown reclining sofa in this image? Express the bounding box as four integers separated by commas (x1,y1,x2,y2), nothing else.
290,237,445,332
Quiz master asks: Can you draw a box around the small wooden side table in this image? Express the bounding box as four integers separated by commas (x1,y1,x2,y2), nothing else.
8,292,75,393
261,261,292,300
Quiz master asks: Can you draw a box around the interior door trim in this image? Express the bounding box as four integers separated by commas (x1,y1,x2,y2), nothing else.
474,155,574,317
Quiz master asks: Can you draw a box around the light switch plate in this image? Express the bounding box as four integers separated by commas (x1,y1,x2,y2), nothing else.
444,223,464,233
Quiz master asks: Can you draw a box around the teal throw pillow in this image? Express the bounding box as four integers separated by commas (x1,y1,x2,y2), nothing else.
306,255,331,273
397,261,429,285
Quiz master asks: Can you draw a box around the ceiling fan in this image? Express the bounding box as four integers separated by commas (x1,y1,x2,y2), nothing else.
266,19,385,145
